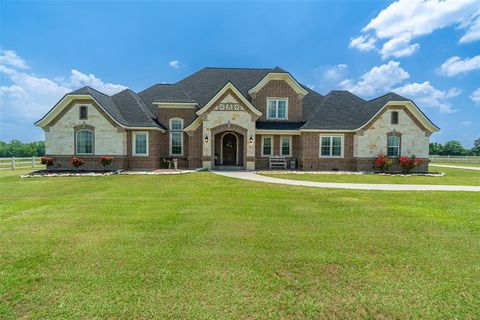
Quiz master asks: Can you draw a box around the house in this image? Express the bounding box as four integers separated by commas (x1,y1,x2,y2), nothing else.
35,67,439,171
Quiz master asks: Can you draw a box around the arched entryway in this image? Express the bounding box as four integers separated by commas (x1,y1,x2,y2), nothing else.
213,129,245,168
221,133,238,165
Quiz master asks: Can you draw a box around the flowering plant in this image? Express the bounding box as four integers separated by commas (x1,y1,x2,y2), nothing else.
100,156,113,168
374,154,392,172
399,155,422,173
40,156,54,168
70,157,85,169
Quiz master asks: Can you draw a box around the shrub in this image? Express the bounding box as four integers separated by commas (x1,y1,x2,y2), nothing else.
399,155,422,173
40,156,54,168
374,154,392,172
100,156,113,168
70,157,85,169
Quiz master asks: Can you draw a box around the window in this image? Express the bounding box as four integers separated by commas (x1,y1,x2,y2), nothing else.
391,111,399,124
169,118,183,156
261,136,273,156
280,136,292,156
133,132,148,156
79,106,88,120
266,98,288,120
76,130,93,154
387,135,400,157
319,135,343,157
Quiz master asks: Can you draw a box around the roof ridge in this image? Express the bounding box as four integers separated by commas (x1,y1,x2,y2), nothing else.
203,66,276,70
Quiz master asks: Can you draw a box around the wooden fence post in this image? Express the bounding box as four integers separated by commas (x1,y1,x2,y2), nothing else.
12,156,16,170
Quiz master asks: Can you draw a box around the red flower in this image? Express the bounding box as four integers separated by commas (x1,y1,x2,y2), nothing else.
100,156,113,167
40,156,54,167
70,157,85,168
374,154,392,172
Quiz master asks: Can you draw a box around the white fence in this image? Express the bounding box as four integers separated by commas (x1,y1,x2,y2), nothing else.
429,155,480,163
0,157,45,170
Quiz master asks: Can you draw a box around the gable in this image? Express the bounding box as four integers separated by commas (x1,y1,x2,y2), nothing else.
197,82,262,117
248,72,308,96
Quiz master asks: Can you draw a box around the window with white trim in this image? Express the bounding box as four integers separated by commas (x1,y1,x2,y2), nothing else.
261,136,273,156
280,136,292,156
76,129,93,154
169,118,183,156
133,132,148,156
319,135,343,157
266,98,288,120
387,135,400,157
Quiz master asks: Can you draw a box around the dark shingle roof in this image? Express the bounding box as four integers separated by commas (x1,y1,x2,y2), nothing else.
69,86,163,129
51,68,434,131
256,121,305,130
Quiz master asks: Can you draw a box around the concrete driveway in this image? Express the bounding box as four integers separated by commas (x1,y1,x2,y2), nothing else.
212,170,480,192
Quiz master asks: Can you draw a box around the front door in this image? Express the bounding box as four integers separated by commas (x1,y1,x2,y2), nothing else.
222,133,237,165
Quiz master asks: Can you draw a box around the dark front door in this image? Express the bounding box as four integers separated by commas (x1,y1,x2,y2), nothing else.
222,133,237,165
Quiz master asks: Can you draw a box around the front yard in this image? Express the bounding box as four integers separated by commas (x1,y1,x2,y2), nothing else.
260,167,480,186
1,169,479,319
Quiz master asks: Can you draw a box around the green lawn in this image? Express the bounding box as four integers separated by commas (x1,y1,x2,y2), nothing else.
260,167,480,186
1,169,480,319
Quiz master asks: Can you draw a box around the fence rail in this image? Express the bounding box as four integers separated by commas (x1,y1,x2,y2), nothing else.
429,155,480,164
0,157,45,170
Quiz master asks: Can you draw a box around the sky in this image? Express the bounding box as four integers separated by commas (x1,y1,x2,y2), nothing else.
0,0,479,147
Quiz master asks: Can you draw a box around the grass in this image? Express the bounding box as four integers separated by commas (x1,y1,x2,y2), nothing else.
1,169,480,319
260,167,480,186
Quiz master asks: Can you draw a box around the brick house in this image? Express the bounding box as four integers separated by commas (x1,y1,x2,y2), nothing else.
35,67,439,171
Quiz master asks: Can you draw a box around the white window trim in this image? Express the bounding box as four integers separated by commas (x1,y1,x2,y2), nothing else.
387,136,400,157
319,134,344,158
169,118,184,156
266,97,288,120
132,131,149,156
280,136,292,157
75,129,94,155
261,136,274,157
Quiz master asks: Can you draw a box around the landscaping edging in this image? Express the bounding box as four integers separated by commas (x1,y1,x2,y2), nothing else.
21,169,196,178
257,170,445,177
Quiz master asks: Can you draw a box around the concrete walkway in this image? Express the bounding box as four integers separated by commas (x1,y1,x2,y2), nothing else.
430,164,480,171
211,170,480,192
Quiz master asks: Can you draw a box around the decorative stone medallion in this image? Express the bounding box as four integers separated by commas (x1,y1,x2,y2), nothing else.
214,103,245,111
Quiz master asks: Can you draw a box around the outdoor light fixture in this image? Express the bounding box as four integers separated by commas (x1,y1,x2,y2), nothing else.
249,135,253,144
204,134,209,144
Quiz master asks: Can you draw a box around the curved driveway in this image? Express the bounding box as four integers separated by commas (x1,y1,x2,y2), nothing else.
212,171,480,192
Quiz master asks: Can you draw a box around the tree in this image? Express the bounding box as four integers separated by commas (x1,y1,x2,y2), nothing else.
0,140,45,157
442,140,467,156
429,142,443,155
471,138,480,156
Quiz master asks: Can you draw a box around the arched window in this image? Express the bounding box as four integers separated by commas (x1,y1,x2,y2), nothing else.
387,135,400,157
169,118,183,156
76,130,94,154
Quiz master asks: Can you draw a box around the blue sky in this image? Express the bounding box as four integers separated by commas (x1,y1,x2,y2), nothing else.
1,0,479,147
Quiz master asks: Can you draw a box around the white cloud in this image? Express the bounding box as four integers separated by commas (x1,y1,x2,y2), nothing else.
446,87,462,98
0,50,126,124
351,0,480,58
68,69,127,95
393,81,457,113
471,87,480,105
340,61,409,97
307,84,316,90
349,35,376,51
0,49,28,69
324,64,348,82
460,120,472,125
459,12,480,43
380,33,419,59
169,60,181,69
437,55,480,76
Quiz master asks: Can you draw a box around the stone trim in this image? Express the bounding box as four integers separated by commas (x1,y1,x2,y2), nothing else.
48,99,120,128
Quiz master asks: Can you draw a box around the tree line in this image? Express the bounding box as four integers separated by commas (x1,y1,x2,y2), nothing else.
0,140,45,157
429,138,480,156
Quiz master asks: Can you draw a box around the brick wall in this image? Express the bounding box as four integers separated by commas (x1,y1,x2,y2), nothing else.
251,80,303,121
